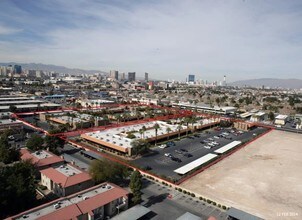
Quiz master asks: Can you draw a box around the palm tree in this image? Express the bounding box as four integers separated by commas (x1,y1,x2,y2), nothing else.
166,127,172,140
153,123,160,145
183,117,191,136
177,124,183,140
190,116,197,133
139,129,144,139
142,126,147,139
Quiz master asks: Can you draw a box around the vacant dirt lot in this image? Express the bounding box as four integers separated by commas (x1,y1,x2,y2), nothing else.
181,130,302,220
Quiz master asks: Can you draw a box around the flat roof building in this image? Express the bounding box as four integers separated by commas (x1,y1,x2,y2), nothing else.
8,183,129,220
20,148,65,170
40,163,94,197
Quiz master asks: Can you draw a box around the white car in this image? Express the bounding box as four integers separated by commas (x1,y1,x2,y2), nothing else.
159,144,167,149
164,153,172,157
204,145,211,149
213,136,220,139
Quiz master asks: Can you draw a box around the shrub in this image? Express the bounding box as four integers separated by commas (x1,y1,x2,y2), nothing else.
222,205,227,210
207,199,211,204
178,188,182,192
191,193,195,197
199,196,203,200
212,201,216,206
218,204,221,208
183,190,187,194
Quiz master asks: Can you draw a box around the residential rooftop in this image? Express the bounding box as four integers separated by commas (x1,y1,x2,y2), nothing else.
10,183,128,220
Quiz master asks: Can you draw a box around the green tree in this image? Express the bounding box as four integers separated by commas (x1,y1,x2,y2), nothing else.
129,170,142,204
153,123,160,145
44,135,65,154
0,130,20,164
25,134,44,151
89,159,129,184
166,127,172,140
268,111,275,121
0,160,37,219
131,139,150,156
9,105,17,113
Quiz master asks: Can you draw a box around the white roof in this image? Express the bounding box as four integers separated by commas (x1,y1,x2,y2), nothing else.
275,114,288,120
174,153,218,175
214,141,242,154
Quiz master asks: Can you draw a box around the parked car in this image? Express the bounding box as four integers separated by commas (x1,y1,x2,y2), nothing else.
184,153,193,158
171,157,182,163
180,148,188,152
175,150,182,154
213,136,220,139
166,141,176,147
164,153,172,157
204,145,211,149
159,144,167,149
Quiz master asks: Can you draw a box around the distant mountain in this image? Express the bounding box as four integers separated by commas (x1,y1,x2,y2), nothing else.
230,78,302,89
0,62,108,75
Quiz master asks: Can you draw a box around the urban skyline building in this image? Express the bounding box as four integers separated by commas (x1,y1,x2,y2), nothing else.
188,74,195,83
128,72,136,82
109,70,119,80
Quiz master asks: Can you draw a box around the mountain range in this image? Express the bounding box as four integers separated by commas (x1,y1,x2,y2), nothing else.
230,78,302,89
0,62,107,75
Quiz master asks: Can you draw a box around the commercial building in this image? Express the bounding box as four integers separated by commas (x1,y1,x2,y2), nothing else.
233,121,255,131
81,121,187,156
173,102,237,115
40,163,94,197
0,96,61,112
110,70,119,80
128,72,136,82
20,148,65,170
274,114,288,126
145,72,149,82
8,183,129,220
0,119,23,131
13,65,22,74
188,75,195,83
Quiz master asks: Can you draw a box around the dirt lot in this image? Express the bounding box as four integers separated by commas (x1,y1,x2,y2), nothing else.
181,130,302,220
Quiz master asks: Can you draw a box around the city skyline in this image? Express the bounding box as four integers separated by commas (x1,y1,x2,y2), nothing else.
0,0,302,81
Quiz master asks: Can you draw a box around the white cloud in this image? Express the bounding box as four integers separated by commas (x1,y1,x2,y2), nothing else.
1,0,302,81
0,24,22,35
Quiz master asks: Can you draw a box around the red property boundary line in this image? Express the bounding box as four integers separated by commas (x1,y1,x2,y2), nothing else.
175,128,275,185
13,105,275,186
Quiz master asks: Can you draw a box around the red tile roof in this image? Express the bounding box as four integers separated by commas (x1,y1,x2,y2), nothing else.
38,204,82,220
20,148,64,168
40,165,92,187
76,186,128,214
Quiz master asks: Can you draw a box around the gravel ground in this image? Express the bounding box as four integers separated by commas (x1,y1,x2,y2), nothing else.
181,130,302,220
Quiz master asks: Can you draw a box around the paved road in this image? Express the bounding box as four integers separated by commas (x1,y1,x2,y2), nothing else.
140,178,228,220
134,127,267,180
61,144,96,171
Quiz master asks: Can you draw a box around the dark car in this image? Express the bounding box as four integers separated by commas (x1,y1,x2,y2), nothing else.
184,153,193,158
171,157,182,163
166,141,176,147
180,148,188,152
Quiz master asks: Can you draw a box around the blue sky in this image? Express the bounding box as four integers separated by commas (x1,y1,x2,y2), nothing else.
0,0,302,81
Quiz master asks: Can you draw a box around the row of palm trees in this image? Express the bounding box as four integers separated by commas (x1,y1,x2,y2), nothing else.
151,116,199,145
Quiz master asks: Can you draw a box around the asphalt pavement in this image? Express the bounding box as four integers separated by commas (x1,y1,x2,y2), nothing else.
134,127,267,180
140,178,228,220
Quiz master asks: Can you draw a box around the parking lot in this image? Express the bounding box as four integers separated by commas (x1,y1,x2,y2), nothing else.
134,126,268,180
141,178,228,220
